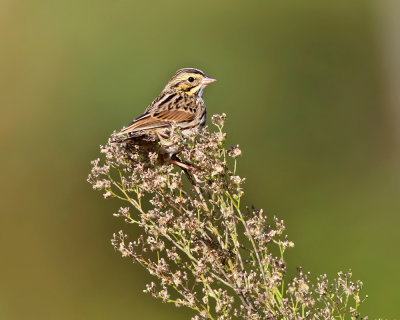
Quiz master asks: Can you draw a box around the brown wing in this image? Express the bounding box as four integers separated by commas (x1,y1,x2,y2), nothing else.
117,108,196,136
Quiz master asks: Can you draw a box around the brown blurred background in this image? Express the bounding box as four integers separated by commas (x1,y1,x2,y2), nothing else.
1,1,399,319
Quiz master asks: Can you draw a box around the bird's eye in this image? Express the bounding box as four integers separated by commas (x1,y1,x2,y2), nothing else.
188,77,194,82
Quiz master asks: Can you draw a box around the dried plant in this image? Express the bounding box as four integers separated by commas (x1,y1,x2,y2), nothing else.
88,114,367,320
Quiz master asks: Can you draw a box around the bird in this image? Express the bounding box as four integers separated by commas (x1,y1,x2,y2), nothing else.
114,68,216,170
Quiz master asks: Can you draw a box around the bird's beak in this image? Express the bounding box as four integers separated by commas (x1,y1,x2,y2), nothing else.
201,77,216,85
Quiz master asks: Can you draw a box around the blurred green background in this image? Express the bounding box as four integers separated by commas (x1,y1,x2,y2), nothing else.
1,0,399,319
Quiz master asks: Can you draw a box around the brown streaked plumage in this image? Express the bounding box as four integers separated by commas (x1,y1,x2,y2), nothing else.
115,68,215,142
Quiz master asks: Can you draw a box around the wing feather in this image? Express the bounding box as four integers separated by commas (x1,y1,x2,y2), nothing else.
117,109,196,136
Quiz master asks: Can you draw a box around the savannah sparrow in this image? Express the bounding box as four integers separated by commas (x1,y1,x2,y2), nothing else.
115,68,215,169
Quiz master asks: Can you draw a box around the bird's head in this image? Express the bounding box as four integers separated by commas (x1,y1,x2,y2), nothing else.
165,68,216,97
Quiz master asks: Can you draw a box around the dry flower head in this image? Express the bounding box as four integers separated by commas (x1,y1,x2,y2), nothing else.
88,114,367,320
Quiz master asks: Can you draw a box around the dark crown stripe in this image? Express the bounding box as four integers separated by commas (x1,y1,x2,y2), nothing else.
174,68,205,77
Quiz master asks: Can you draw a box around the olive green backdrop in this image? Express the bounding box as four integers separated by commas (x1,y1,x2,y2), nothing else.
1,1,399,319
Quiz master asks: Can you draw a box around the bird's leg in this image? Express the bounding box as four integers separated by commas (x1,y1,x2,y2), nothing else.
167,155,197,173
166,155,209,211
167,158,197,172
167,155,200,185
